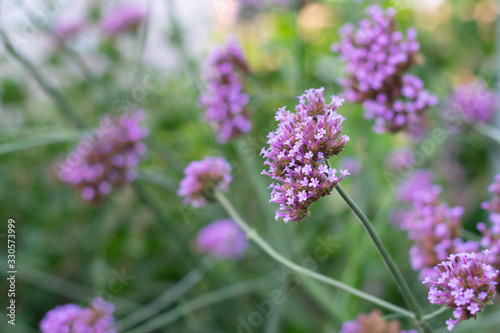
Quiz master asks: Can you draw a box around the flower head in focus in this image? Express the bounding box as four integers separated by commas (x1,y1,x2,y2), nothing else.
178,157,232,207
261,88,349,223
196,219,248,259
199,37,251,143
340,310,417,333
40,297,116,333
57,110,148,203
423,251,498,331
101,3,146,37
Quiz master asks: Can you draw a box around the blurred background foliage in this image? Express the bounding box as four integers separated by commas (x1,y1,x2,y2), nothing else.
0,0,499,332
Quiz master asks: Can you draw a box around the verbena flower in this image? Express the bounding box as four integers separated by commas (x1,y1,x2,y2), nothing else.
58,110,148,203
481,173,500,213
340,310,417,333
385,147,416,171
261,88,349,223
477,214,500,270
196,219,248,259
331,5,436,140
362,74,437,140
178,157,232,207
339,156,361,176
199,37,251,143
444,80,495,131
394,170,478,279
331,5,419,103
53,17,87,40
101,3,146,37
40,297,116,333
395,169,434,203
423,251,498,331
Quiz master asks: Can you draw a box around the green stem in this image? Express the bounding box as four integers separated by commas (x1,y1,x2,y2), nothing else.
474,123,500,146
0,131,78,156
122,274,276,333
119,256,216,330
329,166,430,332
0,29,87,130
214,191,416,320
422,307,447,321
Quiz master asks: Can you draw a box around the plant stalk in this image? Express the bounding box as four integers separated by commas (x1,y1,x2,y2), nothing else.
215,191,416,320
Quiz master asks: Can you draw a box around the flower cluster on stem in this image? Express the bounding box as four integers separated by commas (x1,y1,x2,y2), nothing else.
199,37,251,143
331,5,436,140
196,219,248,259
58,110,148,203
444,80,495,131
178,157,232,207
40,297,116,333
423,251,498,331
394,170,477,279
340,310,417,333
261,88,349,223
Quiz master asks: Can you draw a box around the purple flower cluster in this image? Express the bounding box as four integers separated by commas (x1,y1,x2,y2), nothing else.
199,37,251,143
477,214,500,268
101,3,146,37
340,310,417,333
476,174,500,288
40,297,116,333
481,173,500,213
178,157,232,207
261,88,350,223
394,168,434,203
385,147,416,172
363,74,438,140
53,17,87,40
423,251,498,331
331,5,436,139
444,80,495,130
196,219,248,259
58,110,148,203
394,170,477,279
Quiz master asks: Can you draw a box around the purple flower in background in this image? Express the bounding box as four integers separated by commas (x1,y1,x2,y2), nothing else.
331,5,419,103
58,110,148,203
363,74,437,140
340,310,417,333
444,80,495,131
394,170,478,279
199,37,251,143
196,219,248,259
261,88,349,223
53,17,87,40
395,169,434,203
476,174,500,288
339,156,361,176
423,251,498,331
481,173,500,213
101,3,146,37
477,214,500,270
40,297,117,333
178,157,232,207
332,5,435,140
385,147,416,171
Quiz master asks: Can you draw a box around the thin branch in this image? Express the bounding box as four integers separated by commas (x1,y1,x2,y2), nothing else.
215,191,416,320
